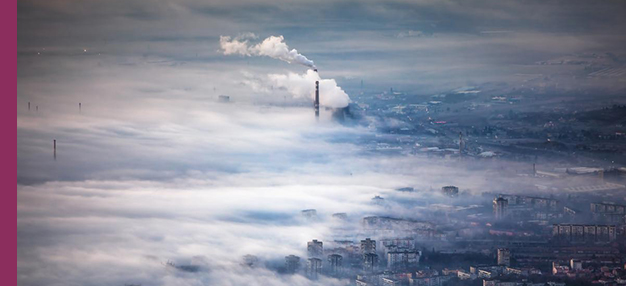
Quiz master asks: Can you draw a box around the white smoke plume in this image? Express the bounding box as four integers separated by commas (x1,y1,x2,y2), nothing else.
220,34,316,68
269,70,350,108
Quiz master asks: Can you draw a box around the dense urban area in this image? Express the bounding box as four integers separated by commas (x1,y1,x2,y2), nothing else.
222,74,626,286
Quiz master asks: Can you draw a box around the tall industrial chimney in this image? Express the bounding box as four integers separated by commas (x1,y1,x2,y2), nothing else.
315,81,319,118
53,139,56,160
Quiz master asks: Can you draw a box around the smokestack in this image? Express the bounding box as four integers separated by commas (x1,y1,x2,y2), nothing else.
28,102,30,111
53,139,56,160
79,102,82,113
315,81,319,118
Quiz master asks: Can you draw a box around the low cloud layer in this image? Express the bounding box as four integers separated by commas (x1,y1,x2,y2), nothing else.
17,52,531,286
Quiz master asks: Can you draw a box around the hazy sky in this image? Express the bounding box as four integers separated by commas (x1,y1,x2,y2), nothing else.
16,1,626,285
18,0,626,92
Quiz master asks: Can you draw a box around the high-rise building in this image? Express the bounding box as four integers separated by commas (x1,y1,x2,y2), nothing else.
497,248,511,266
363,253,379,272
493,197,509,220
332,213,348,220
361,238,376,255
242,254,258,267
301,209,317,219
591,202,626,214
307,239,323,258
552,224,617,242
218,95,230,102
306,258,322,279
387,249,421,269
327,254,343,274
590,202,626,223
496,194,558,212
372,195,385,205
441,186,459,197
285,255,300,274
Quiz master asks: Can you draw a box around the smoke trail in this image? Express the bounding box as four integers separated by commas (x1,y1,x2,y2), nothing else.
221,34,350,108
220,34,316,68
268,70,350,108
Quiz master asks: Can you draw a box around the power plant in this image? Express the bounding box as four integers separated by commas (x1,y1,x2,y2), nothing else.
312,68,356,122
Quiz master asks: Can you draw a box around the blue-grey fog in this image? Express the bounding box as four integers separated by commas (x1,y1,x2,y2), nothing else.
17,1,626,286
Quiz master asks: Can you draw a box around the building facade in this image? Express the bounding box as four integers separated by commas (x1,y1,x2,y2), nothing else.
307,239,323,258
493,197,509,220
